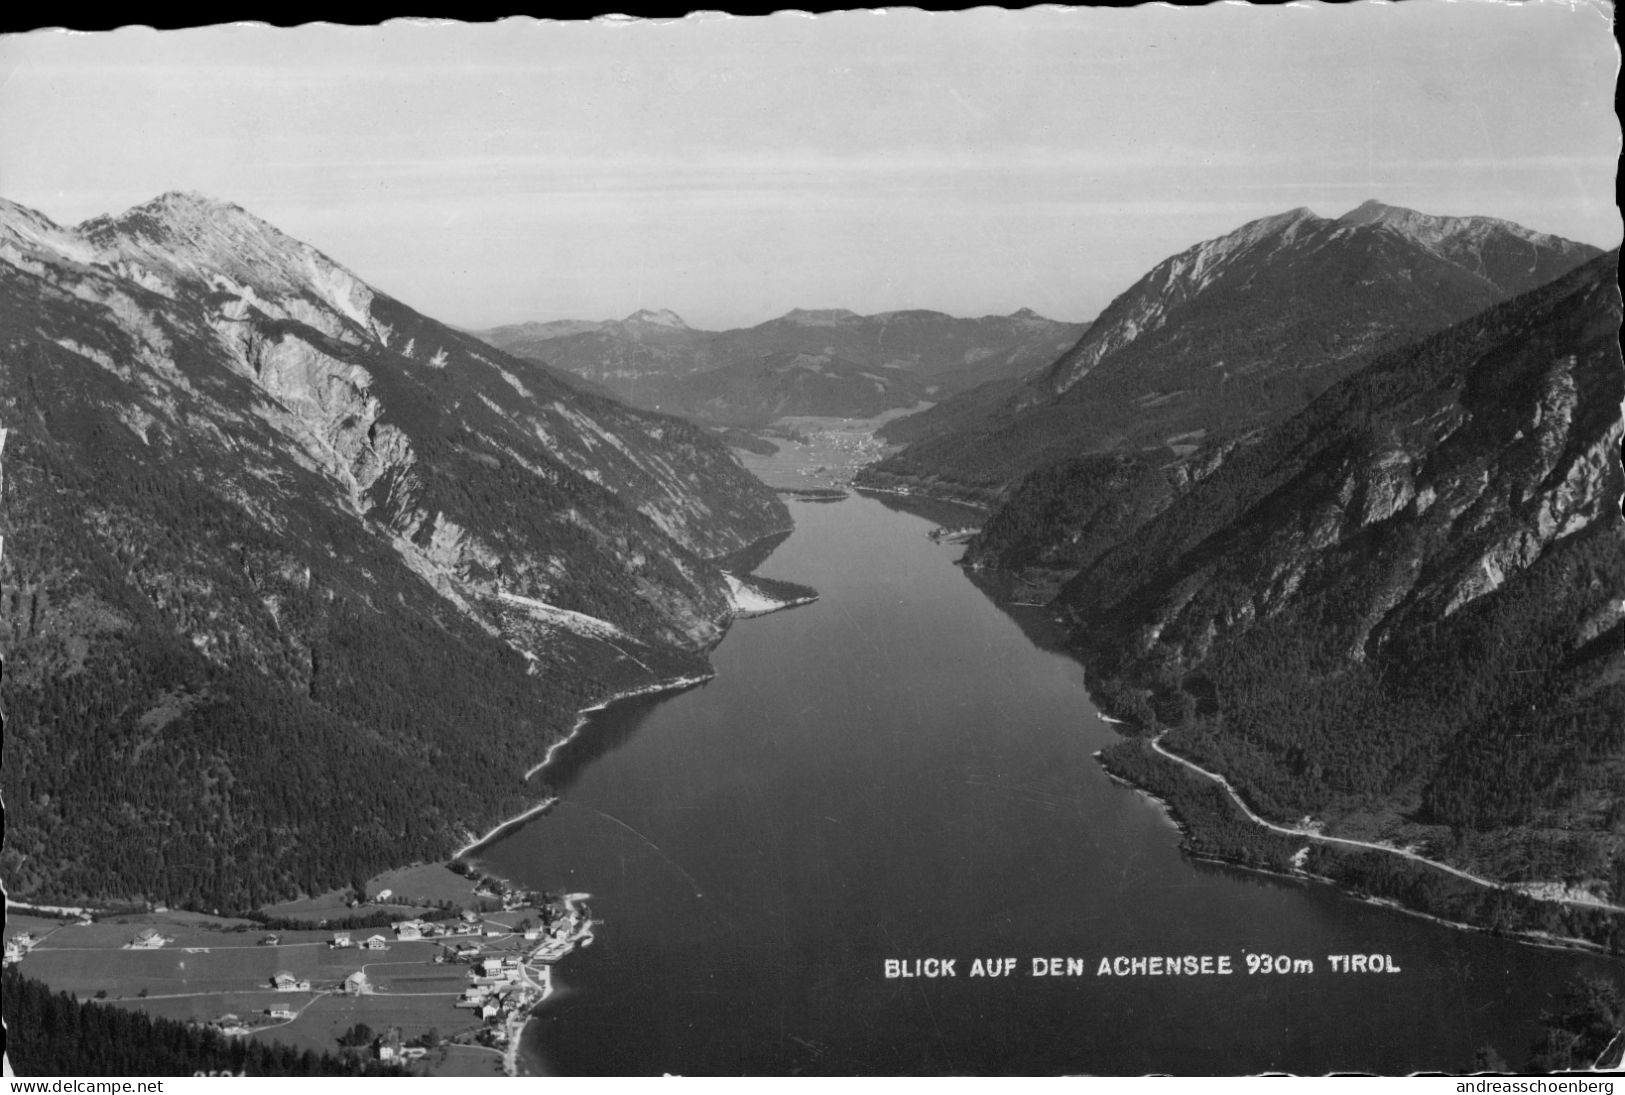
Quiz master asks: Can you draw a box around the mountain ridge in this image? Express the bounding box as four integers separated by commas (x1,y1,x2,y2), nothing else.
0,191,791,909
474,304,1088,426
859,199,1602,499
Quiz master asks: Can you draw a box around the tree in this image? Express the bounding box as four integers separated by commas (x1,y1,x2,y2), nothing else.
1528,975,1623,1073
338,1023,375,1049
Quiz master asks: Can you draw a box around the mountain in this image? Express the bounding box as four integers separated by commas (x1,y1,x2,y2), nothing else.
860,201,1602,503
477,308,717,393
474,306,1086,424
637,350,931,426
0,191,791,909
970,250,1625,936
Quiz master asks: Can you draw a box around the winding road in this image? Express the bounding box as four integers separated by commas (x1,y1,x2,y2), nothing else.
1145,732,1625,915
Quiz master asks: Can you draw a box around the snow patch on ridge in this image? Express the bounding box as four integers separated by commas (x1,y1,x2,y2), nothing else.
724,573,792,616
497,590,631,641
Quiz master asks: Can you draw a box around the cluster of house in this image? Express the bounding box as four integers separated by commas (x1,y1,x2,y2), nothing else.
325,912,506,953
454,955,527,1020
123,928,171,950
328,930,392,951
3,932,41,965
472,883,547,915
373,1026,429,1063
207,1013,254,1038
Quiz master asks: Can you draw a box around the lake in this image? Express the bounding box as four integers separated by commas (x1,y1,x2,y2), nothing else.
475,491,1620,1075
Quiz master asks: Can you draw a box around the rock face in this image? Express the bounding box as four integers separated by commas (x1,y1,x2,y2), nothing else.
476,306,1087,425
862,200,1601,498
0,191,790,909
1023,251,1624,899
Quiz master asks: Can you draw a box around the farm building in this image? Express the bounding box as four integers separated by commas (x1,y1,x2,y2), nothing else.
271,972,311,992
361,935,389,950
128,929,168,949
375,1026,403,1061
330,932,352,948
344,971,372,995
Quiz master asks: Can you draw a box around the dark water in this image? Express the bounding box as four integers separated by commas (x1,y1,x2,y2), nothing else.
477,494,1620,1076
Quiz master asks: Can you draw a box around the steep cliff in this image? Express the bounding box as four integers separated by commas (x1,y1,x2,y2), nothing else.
0,192,790,909
1045,251,1623,907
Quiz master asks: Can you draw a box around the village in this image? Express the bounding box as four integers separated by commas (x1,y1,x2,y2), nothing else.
4,864,594,1077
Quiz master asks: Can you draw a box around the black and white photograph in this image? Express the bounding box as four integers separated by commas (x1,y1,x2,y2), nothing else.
0,3,1620,1079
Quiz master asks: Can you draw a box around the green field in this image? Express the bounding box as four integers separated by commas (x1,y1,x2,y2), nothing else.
8,904,552,1071
261,863,485,923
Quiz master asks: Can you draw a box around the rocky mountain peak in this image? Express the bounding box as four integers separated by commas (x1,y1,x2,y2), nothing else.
1338,197,1406,226
624,307,689,329
72,191,379,335
80,190,267,246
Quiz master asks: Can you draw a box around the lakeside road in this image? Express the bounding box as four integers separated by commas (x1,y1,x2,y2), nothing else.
1145,732,1625,915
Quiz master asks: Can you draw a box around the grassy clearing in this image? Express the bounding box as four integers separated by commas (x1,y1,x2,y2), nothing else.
10,903,554,1067
431,1044,506,1076
364,864,480,906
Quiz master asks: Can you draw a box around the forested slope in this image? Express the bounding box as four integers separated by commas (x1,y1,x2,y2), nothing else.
0,192,790,910
1013,251,1624,911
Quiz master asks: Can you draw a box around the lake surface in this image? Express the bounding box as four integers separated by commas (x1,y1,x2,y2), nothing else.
477,493,1620,1075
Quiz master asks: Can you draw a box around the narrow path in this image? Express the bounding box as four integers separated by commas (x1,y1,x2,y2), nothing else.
1593,1027,1624,1071
1146,733,1625,914
33,941,328,954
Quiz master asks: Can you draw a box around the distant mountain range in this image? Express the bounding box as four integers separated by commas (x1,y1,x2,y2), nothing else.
475,306,1087,426
859,200,1602,503
0,191,789,909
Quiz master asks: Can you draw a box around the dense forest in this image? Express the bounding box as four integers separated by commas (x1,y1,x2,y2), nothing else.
1526,974,1625,1073
0,364,709,909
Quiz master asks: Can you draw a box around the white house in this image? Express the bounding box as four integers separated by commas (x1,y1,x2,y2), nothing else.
330,932,352,948
271,972,311,992
343,971,372,995
361,935,389,950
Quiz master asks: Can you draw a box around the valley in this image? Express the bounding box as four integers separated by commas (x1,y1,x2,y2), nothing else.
475,308,1084,429
4,8,1620,1079
2,192,1620,1077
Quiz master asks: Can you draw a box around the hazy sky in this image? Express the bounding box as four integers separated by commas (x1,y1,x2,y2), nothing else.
1,4,1617,330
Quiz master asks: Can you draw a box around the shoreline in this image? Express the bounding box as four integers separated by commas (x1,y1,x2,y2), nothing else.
1095,733,1625,958
521,672,715,782
452,671,717,860
1143,730,1625,915
850,482,995,513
